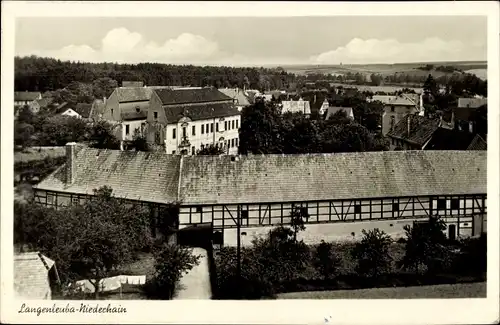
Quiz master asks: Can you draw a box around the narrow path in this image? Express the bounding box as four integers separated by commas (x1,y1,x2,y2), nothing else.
173,247,212,299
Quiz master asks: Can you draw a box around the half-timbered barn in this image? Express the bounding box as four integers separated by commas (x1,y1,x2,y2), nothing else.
33,143,487,247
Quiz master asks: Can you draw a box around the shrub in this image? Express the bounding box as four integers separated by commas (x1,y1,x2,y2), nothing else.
313,240,341,280
451,234,487,275
401,216,452,274
351,228,393,278
145,244,201,300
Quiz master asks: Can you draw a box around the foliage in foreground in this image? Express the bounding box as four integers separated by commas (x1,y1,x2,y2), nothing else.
144,244,201,300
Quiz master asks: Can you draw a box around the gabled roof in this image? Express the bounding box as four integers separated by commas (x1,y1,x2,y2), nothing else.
326,106,354,120
14,252,55,299
179,151,486,205
281,100,311,115
218,88,251,107
36,149,486,206
74,103,93,118
154,88,233,106
467,134,487,150
34,97,53,108
458,97,487,109
36,148,182,204
424,128,485,151
14,91,41,102
115,87,153,103
163,102,240,123
387,114,441,146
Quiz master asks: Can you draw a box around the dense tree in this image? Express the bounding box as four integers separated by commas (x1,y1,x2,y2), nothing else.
14,186,153,297
197,144,225,155
87,120,120,149
313,240,341,281
351,228,393,278
14,122,35,149
92,77,119,99
131,130,150,152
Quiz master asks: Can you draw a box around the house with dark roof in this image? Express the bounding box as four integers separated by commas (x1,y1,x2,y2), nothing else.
14,91,42,107
218,88,251,111
147,87,241,155
371,94,422,136
453,97,488,133
387,114,441,150
424,128,488,151
34,144,486,246
102,87,153,142
14,252,58,300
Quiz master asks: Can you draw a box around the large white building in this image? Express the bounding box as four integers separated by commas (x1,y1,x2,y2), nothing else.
147,87,241,155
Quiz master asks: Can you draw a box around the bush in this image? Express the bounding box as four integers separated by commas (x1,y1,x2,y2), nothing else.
401,216,452,274
451,234,487,275
313,240,341,280
351,229,393,278
145,244,201,299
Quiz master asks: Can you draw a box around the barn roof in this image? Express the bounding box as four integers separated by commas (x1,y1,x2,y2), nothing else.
164,102,240,122
14,252,55,299
36,149,486,206
424,128,486,151
115,87,153,103
35,148,182,204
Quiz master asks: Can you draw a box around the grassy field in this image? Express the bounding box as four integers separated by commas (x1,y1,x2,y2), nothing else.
277,282,486,299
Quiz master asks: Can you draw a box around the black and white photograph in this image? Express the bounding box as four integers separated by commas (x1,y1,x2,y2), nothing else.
1,1,499,324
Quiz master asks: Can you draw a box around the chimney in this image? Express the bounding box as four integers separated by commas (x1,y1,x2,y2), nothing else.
407,115,411,136
65,142,77,184
103,96,107,104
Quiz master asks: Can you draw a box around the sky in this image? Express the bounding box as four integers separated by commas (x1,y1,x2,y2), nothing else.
15,16,487,66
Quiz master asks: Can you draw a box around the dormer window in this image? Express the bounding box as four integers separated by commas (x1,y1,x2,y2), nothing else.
154,112,158,119
135,106,140,113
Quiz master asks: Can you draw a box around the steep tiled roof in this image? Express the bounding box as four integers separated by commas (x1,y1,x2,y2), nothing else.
154,88,232,106
458,98,487,109
467,134,487,150
282,100,311,115
35,148,182,204
179,151,486,205
387,114,441,146
326,106,354,120
218,88,251,107
116,87,153,103
424,128,482,150
164,102,240,123
74,103,93,118
15,91,41,102
14,252,55,300
36,149,486,206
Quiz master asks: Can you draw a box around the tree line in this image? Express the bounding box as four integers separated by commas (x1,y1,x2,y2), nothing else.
15,55,297,93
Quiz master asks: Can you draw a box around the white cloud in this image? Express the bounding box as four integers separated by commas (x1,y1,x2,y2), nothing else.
311,37,486,64
22,28,226,64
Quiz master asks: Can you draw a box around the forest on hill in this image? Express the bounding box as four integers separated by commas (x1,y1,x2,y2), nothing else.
14,56,298,92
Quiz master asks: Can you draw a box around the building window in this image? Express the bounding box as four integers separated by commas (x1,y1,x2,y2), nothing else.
392,203,399,212
172,128,176,139
172,150,176,154
201,124,204,134
111,109,114,116
47,194,54,204
216,123,219,132
225,121,228,130
437,199,446,210
236,120,239,129
192,146,195,155
154,112,158,119
354,204,361,214
135,106,140,113
391,106,395,112
125,125,130,135
192,125,196,136
241,208,249,220
451,198,460,210
206,123,209,133
211,123,214,133
235,138,238,147
72,197,79,205
231,139,235,147
232,120,235,129
182,127,187,138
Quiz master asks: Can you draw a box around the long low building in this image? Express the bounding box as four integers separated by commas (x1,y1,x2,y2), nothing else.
33,144,487,246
